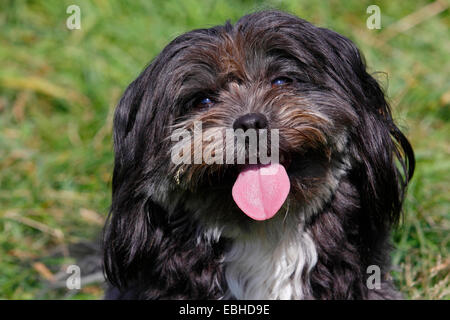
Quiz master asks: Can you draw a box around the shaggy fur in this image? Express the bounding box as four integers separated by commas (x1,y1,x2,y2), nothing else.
103,10,415,300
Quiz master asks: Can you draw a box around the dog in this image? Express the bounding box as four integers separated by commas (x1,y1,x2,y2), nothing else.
103,10,414,299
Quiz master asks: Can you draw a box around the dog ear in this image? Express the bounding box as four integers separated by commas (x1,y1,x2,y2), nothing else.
103,59,168,290
103,73,148,289
320,28,415,227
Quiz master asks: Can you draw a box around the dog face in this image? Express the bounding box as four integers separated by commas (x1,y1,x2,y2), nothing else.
163,15,364,228
105,10,414,291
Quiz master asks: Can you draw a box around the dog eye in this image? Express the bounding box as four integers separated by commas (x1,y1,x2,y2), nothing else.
271,77,292,87
196,97,215,109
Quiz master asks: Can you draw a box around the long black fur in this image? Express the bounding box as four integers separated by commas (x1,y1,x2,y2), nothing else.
103,10,414,299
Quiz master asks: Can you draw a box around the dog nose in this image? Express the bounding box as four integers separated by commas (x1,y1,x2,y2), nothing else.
233,113,268,131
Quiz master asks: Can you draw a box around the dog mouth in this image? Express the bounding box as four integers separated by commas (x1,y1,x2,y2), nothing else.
232,163,290,221
175,149,328,221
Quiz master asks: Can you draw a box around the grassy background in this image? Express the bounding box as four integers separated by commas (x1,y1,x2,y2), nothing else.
0,0,448,299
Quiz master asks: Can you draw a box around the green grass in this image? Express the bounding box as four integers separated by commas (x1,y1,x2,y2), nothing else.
0,0,448,299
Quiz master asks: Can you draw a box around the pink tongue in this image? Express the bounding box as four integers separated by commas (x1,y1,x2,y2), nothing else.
232,163,290,221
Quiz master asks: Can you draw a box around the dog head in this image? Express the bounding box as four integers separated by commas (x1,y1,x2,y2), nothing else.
104,10,414,288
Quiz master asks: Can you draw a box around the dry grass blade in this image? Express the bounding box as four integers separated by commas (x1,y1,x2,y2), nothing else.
0,76,91,106
382,0,449,41
32,262,55,282
4,211,64,240
80,208,105,226
12,90,31,122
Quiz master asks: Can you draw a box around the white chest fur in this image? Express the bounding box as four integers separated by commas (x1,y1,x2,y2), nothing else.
224,230,317,300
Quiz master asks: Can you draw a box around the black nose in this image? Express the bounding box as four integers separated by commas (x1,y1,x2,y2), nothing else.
233,113,268,131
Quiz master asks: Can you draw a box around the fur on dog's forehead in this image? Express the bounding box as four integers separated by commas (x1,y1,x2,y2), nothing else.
162,12,344,100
